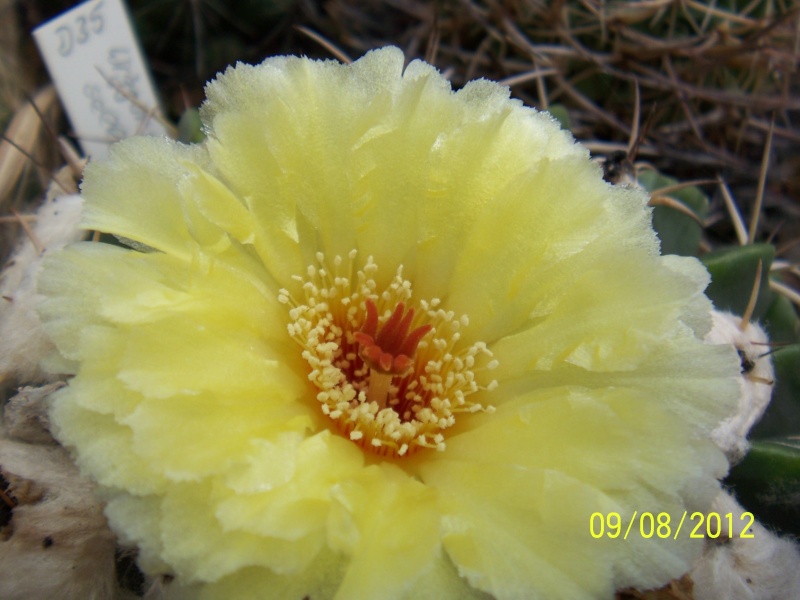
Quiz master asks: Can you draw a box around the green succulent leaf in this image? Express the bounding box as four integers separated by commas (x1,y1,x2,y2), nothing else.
546,104,572,131
763,292,800,345
752,344,800,439
701,243,774,319
726,437,800,537
177,108,205,144
638,170,708,257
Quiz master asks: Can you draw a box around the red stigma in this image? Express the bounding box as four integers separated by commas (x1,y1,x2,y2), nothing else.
354,299,432,375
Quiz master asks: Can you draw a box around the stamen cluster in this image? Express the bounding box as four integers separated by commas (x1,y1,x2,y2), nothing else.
278,251,497,457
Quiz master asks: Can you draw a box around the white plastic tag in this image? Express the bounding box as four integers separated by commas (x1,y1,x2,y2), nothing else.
33,0,168,160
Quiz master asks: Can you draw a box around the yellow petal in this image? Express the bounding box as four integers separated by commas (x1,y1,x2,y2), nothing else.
121,393,313,480
202,48,580,303
216,431,363,541
328,464,440,600
491,325,740,431
165,552,346,600
417,386,729,598
401,553,491,600
50,392,169,495
81,137,208,259
158,480,325,582
104,493,170,575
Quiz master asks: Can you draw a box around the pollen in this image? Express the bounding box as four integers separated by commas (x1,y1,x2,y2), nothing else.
278,251,497,457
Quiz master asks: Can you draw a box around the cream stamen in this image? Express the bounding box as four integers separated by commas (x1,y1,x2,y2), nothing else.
279,252,497,457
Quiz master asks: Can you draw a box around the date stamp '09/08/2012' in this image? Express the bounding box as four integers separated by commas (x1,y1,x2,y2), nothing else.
590,511,755,541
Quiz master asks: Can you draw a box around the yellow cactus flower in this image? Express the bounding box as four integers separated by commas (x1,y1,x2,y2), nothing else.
38,47,740,599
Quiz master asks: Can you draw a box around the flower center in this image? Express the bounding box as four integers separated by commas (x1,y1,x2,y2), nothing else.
278,251,497,457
